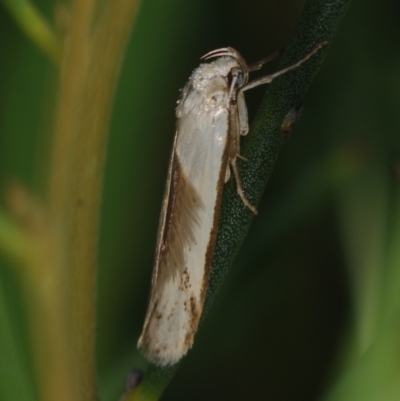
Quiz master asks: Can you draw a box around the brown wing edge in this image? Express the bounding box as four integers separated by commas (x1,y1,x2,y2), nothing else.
137,141,205,362
178,114,232,361
200,111,232,306
178,142,231,361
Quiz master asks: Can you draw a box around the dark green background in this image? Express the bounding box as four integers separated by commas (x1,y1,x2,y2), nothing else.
1,0,399,400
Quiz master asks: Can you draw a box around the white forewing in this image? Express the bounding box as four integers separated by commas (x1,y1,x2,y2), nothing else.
138,61,234,366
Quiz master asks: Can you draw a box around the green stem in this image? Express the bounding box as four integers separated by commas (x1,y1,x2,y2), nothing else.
0,211,27,262
124,365,179,401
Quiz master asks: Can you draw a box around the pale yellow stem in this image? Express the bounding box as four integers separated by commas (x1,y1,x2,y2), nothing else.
47,0,142,400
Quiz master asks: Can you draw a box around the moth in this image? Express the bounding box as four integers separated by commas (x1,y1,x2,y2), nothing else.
138,42,326,366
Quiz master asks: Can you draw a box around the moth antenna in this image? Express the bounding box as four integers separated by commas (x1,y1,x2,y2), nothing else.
242,41,328,91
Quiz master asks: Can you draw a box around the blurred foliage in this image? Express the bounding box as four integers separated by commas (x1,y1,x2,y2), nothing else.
1,0,400,400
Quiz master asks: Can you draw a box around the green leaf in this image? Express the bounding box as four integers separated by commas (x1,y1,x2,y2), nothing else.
1,0,60,63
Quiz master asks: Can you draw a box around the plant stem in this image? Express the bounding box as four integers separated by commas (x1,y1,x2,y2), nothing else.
46,0,142,400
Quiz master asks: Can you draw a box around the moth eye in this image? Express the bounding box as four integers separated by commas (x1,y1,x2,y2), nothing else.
235,70,244,87
228,68,244,88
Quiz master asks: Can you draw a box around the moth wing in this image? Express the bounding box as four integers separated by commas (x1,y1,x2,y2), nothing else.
138,80,231,366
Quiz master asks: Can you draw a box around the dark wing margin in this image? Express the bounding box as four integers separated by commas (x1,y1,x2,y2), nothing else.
140,139,204,334
156,154,203,286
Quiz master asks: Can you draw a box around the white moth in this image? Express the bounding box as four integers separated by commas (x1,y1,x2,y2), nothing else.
138,43,326,366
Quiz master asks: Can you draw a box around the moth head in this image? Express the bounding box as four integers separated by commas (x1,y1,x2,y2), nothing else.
201,47,249,89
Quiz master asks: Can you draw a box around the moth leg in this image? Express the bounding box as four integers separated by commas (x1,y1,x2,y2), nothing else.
228,98,257,214
225,165,231,183
230,157,257,215
232,93,249,165
247,49,283,72
242,41,327,91
233,92,250,161
237,153,248,161
237,91,249,136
